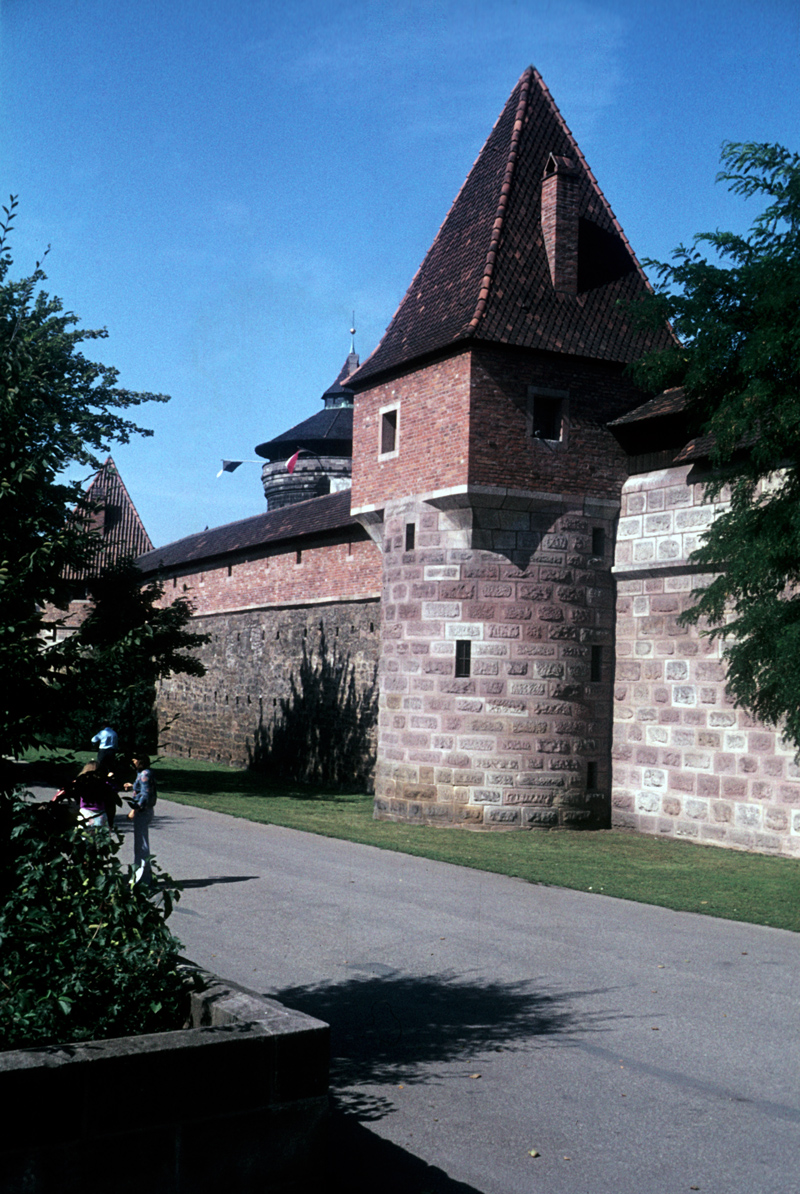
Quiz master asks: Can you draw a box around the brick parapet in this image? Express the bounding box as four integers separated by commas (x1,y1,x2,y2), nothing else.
374,492,619,828
158,531,380,618
612,466,800,855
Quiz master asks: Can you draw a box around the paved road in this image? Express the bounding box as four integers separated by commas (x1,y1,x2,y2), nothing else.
106,799,800,1191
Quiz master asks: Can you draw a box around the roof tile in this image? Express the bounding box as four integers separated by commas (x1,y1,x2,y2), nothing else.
350,67,673,386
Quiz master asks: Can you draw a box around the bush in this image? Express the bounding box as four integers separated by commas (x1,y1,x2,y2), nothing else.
0,791,188,1050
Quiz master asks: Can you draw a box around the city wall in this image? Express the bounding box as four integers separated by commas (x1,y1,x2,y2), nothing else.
612,464,800,855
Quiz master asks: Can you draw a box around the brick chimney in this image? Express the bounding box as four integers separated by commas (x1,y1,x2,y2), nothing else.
541,153,579,295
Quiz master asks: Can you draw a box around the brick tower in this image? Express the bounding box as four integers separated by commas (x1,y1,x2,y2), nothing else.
347,67,673,829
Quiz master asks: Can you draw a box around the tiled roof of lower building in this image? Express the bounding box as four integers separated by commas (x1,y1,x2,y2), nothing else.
137,489,356,574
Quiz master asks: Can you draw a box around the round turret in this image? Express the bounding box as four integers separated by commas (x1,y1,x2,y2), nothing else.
255,352,358,510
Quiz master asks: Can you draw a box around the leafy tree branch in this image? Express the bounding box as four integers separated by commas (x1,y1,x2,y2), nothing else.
630,143,800,745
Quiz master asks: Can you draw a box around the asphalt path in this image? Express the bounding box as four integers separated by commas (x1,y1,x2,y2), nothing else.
32,789,800,1193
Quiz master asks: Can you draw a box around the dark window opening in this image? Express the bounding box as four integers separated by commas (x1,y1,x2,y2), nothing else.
532,396,562,441
592,527,605,556
587,761,598,790
455,639,472,678
381,408,398,454
227,564,233,577
590,645,603,682
405,523,415,551
296,549,302,564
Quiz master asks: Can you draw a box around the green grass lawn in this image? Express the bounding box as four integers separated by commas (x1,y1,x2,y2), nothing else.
21,751,800,932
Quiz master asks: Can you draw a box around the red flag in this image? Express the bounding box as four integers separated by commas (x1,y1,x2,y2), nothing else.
287,450,301,474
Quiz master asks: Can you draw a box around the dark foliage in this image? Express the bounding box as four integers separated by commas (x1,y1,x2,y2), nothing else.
0,790,187,1049
0,198,168,760
53,557,209,756
630,143,800,746
250,624,378,789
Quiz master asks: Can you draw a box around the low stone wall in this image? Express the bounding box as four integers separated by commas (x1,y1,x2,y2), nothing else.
0,971,330,1194
612,465,800,856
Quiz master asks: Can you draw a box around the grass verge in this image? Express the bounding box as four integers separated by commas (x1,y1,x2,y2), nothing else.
21,751,800,932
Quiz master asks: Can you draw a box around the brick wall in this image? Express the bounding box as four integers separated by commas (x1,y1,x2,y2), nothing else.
150,530,382,784
612,465,800,855
351,345,649,518
351,354,472,513
162,529,381,617
468,347,643,499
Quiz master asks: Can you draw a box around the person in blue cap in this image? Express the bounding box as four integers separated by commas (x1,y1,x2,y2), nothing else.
91,723,118,778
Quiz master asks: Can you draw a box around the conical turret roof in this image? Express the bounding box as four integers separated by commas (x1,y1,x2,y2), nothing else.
351,67,673,385
255,353,357,461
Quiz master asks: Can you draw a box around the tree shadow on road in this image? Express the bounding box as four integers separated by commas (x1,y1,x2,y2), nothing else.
279,970,610,1192
275,969,603,1119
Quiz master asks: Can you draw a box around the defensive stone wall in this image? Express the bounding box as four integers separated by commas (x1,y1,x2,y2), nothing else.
158,598,380,788
373,489,618,827
612,464,800,855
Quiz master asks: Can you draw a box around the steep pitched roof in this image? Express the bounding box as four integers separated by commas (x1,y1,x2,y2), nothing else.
63,457,153,581
136,489,357,573
351,67,673,385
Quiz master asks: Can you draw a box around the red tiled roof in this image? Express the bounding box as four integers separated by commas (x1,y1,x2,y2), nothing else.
136,489,357,573
63,457,153,581
350,67,674,386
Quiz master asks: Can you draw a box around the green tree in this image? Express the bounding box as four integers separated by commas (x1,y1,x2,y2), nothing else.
0,197,168,763
0,792,187,1048
57,557,209,757
631,142,800,745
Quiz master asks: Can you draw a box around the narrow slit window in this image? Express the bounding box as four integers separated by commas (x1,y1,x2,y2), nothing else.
592,527,605,556
381,408,398,454
587,761,598,790
405,522,415,551
590,645,603,682
296,549,302,564
455,640,472,678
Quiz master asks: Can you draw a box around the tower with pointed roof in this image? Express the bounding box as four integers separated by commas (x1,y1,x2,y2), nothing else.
45,457,154,639
346,67,674,829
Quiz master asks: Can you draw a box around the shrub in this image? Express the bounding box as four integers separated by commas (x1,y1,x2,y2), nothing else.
0,791,188,1049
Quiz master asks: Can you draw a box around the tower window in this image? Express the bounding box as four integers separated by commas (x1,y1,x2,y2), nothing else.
380,406,399,455
526,386,569,445
592,527,605,556
590,645,603,682
405,522,415,551
587,761,598,790
455,640,472,678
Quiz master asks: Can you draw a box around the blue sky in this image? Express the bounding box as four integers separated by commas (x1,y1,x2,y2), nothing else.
2,0,798,547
